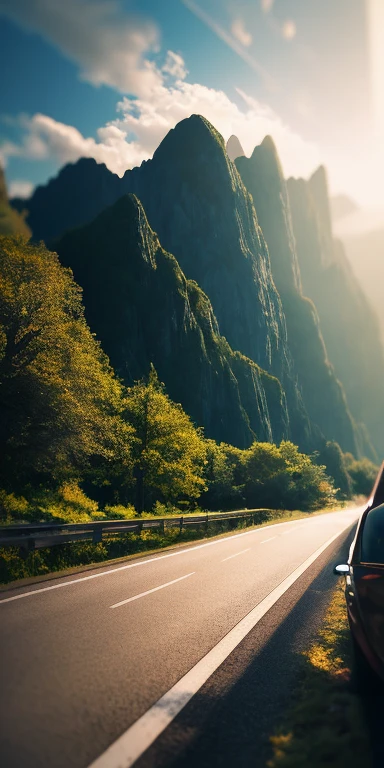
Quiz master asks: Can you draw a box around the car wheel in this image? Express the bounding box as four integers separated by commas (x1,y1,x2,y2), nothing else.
350,635,381,696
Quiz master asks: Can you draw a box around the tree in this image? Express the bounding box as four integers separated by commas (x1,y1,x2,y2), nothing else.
123,366,207,513
316,441,352,499
344,454,379,497
241,440,336,511
202,440,244,510
0,236,134,491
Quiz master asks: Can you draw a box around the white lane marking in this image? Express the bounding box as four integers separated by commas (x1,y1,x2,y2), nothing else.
260,537,276,544
86,526,349,768
0,511,358,604
221,548,250,562
110,573,195,609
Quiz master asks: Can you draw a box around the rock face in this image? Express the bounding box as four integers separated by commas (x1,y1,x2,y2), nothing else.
15,114,379,456
226,135,245,161
11,158,120,243
288,168,384,458
0,167,31,237
118,115,316,448
330,194,358,223
236,139,360,456
57,194,289,448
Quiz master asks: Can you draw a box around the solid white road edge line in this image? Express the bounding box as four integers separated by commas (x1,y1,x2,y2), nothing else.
86,526,349,768
110,573,195,609
0,509,358,604
221,548,250,562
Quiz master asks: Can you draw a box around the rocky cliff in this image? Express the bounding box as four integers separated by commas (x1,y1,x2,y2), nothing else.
236,139,360,455
118,115,317,448
288,168,384,458
226,135,245,161
57,194,289,448
11,157,120,242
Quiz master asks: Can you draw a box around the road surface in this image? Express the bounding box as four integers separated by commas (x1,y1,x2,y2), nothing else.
0,508,360,768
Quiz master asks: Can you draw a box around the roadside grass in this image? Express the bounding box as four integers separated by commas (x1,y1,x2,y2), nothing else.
0,506,348,587
267,584,371,768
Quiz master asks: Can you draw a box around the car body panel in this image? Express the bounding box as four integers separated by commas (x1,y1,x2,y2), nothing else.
338,462,384,684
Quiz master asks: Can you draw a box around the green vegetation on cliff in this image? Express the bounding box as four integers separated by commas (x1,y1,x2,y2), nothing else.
0,234,340,526
57,193,289,449
235,138,359,457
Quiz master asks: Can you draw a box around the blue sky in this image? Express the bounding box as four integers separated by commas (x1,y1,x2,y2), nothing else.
0,0,380,205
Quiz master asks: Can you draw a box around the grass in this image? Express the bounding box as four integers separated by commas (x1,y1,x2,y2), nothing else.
267,583,372,768
0,506,348,587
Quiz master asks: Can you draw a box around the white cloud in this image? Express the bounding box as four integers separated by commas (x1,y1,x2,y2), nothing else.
261,0,274,13
2,113,148,176
0,70,322,183
8,180,34,198
282,20,297,40
231,19,252,48
0,0,161,96
162,51,188,80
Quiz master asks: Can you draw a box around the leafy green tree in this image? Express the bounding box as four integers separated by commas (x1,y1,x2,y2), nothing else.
316,441,352,499
344,454,379,497
0,236,134,491
202,440,245,510
123,366,207,512
242,440,335,510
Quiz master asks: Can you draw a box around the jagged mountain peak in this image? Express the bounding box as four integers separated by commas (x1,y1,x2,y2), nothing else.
308,165,333,244
248,135,284,181
260,134,277,152
226,135,245,161
150,114,226,165
57,194,289,448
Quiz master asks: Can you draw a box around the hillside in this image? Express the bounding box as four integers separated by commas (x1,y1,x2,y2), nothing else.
235,140,360,456
57,194,289,448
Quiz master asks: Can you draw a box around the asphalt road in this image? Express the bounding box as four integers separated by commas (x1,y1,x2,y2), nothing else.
0,508,360,768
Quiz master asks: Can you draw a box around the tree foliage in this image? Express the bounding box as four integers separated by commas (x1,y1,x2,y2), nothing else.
0,236,133,490
123,366,207,512
344,454,379,497
202,440,336,511
316,441,352,499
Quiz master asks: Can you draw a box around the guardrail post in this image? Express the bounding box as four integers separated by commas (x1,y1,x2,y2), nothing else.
92,526,103,544
179,516,183,534
205,513,209,532
20,538,35,558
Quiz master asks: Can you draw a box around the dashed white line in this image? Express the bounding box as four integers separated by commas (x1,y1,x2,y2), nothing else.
260,537,276,544
87,526,349,768
221,548,250,562
110,573,195,609
0,510,358,605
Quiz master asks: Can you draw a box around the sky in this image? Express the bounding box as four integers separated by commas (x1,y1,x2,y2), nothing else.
0,0,382,208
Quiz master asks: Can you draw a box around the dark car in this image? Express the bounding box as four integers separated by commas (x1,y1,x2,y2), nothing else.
334,462,384,691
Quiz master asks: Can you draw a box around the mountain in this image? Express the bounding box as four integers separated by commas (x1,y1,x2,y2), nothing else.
11,157,120,242
14,115,374,455
118,115,320,449
226,135,245,161
334,209,384,345
331,194,359,223
0,167,31,237
235,140,360,456
56,194,289,448
287,167,383,458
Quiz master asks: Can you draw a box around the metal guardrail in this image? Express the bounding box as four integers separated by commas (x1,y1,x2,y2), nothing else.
0,509,272,552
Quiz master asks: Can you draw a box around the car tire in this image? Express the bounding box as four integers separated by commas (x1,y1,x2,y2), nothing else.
350,634,381,696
